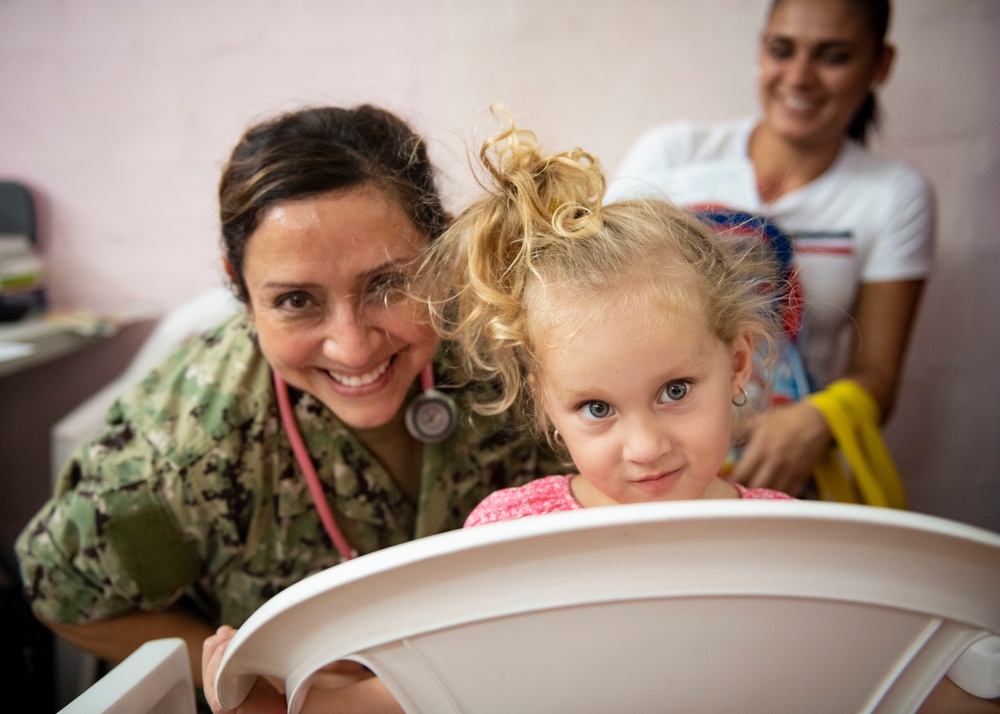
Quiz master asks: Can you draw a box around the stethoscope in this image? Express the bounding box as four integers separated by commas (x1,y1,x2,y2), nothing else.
273,363,457,562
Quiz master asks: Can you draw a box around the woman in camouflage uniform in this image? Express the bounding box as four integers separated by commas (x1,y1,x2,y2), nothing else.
16,105,556,697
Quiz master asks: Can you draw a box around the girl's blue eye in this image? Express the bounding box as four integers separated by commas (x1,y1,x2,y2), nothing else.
582,401,613,420
660,381,689,403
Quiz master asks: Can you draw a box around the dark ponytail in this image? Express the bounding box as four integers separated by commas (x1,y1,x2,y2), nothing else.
847,91,879,145
847,0,891,145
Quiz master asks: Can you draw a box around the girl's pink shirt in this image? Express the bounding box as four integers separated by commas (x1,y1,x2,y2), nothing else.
465,474,795,528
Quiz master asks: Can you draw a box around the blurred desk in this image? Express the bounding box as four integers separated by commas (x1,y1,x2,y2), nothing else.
0,314,156,563
0,314,119,378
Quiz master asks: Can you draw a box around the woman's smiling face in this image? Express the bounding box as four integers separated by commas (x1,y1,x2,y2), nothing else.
243,185,438,431
757,0,893,148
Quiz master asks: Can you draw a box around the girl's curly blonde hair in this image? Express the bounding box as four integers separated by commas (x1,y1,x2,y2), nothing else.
423,109,780,439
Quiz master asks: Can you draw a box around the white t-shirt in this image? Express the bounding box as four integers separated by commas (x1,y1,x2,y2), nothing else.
608,117,935,386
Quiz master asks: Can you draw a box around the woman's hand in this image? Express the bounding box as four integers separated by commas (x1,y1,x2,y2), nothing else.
731,401,832,495
202,626,288,714
202,626,394,714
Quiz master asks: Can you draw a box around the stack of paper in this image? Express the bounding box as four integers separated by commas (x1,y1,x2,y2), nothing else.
0,233,46,321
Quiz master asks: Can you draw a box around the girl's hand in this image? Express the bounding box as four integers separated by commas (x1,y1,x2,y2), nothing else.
731,401,832,495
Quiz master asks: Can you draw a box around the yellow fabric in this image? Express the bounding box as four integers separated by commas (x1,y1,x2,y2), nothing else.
807,380,907,509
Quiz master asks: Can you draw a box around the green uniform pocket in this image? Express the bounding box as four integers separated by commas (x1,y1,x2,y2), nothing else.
105,505,201,602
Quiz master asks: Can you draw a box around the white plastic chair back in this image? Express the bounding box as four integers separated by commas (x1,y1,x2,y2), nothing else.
214,500,1000,714
59,638,196,714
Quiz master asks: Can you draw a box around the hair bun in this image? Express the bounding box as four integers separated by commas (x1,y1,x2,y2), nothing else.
480,106,605,242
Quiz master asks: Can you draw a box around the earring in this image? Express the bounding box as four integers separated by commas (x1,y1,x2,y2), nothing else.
732,388,748,407
552,428,564,446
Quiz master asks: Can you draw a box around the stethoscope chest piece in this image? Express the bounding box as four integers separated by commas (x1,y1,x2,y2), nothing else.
405,388,457,444
405,363,457,444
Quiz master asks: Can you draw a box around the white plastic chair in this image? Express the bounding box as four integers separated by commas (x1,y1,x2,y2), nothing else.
58,638,197,714
214,500,1000,714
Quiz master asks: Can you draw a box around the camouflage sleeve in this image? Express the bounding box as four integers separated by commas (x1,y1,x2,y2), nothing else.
15,417,205,624
16,353,245,624
16,314,315,628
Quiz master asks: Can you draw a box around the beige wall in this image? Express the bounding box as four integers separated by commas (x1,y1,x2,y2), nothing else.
1,0,997,531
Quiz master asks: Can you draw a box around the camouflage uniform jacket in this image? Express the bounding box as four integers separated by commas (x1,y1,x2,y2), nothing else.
16,312,556,627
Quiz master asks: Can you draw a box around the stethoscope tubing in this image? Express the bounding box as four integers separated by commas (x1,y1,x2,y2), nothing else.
274,371,357,561
273,363,456,562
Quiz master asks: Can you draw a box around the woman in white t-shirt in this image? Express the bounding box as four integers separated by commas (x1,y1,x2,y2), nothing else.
610,0,934,499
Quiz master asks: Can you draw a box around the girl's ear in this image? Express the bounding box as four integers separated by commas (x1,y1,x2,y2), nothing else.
729,332,754,396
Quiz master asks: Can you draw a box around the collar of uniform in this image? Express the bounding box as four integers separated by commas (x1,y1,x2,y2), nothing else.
276,386,419,543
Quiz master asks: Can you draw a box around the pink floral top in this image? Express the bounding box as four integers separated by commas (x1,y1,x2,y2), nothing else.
465,475,795,528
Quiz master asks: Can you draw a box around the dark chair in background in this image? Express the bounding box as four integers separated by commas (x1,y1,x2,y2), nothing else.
0,181,36,242
0,180,45,321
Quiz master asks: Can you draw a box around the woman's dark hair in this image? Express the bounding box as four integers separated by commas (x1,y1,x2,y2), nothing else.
769,0,892,145
219,105,447,301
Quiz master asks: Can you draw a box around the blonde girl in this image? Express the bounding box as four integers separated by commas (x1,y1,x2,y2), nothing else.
423,114,795,526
